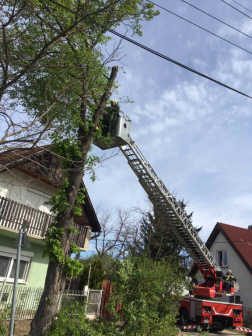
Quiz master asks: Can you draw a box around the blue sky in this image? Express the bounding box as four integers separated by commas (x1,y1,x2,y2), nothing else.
85,0,252,251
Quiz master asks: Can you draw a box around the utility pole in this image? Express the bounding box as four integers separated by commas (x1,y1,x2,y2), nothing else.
9,225,30,336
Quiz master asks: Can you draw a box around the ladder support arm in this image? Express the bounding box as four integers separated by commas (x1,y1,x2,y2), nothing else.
120,140,220,271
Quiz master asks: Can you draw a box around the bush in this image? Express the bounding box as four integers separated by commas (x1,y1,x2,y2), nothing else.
106,256,187,336
47,257,187,336
0,305,11,336
47,302,118,336
244,308,252,328
46,303,101,336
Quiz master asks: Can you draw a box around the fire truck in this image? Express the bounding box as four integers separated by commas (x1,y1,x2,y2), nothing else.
96,111,251,333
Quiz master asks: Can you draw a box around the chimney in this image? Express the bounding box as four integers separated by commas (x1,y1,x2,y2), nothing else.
248,225,252,230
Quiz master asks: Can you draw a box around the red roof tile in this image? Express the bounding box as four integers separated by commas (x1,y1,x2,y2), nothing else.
207,222,252,275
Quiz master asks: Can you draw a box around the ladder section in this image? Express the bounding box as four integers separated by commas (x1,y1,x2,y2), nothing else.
120,140,220,270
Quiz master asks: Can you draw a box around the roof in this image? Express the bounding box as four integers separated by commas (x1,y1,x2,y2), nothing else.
0,147,46,170
206,222,252,275
0,147,101,232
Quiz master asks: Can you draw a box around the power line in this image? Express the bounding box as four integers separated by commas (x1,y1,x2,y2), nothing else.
92,238,252,244
103,25,252,99
46,0,252,100
231,0,252,14
150,1,252,56
181,0,252,39
221,0,252,19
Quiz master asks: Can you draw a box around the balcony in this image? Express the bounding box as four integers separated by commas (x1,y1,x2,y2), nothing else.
0,196,89,249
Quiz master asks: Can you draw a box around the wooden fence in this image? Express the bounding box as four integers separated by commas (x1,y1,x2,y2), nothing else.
0,196,88,248
100,280,122,321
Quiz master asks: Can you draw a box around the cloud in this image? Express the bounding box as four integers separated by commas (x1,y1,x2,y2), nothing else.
86,1,252,250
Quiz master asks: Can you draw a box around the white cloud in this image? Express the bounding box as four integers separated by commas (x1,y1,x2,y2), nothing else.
86,2,252,249
232,194,252,211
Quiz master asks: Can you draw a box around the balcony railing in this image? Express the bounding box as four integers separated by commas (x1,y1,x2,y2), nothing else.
0,196,88,249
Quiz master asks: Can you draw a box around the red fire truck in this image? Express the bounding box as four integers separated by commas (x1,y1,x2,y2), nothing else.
178,264,244,331
96,112,250,333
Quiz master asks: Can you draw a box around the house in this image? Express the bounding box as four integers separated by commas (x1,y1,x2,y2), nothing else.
0,147,100,289
192,222,252,318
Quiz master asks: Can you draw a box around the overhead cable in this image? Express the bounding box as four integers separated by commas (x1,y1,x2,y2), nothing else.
221,0,252,19
181,0,252,39
97,25,252,99
231,0,252,14
46,0,252,100
150,1,252,56
92,238,252,244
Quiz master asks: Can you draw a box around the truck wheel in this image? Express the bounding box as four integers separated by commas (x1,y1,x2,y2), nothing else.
180,308,189,325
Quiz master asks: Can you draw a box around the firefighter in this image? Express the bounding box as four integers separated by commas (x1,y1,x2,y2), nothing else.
222,270,236,292
102,100,120,136
107,99,120,119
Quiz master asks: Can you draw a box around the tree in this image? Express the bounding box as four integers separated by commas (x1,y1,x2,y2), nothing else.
132,203,201,272
106,256,187,336
92,209,136,271
1,0,157,153
79,258,104,290
1,1,159,333
1,1,162,335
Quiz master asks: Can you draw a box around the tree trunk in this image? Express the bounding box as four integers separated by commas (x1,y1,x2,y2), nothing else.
30,66,119,336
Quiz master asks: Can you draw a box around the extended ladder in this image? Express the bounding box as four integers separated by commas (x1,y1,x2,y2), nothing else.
120,139,220,270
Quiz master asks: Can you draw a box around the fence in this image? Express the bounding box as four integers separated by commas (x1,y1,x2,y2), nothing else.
101,280,122,322
61,290,103,318
0,284,43,320
0,196,88,248
0,284,103,320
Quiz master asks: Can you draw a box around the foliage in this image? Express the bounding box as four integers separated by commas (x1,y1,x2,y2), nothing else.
47,302,121,336
43,225,65,262
1,0,160,332
79,258,104,290
29,0,158,284
43,225,83,277
134,205,201,272
64,257,83,277
106,256,188,336
47,257,186,336
0,304,11,336
70,243,81,254
244,308,252,328
46,302,103,336
45,179,70,215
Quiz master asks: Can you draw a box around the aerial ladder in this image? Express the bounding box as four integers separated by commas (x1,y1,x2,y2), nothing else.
95,112,248,332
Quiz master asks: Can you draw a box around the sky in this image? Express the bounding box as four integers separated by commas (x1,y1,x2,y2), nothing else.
84,0,252,251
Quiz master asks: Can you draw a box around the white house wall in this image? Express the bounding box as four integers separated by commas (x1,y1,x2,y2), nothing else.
0,168,93,251
0,169,56,213
210,232,252,314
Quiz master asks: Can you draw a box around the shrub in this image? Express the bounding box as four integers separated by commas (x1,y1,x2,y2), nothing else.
46,302,101,336
47,257,187,336
0,304,11,336
106,256,187,336
244,308,252,328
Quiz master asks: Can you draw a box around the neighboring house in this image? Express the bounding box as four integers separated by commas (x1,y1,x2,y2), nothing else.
0,147,100,289
192,222,252,317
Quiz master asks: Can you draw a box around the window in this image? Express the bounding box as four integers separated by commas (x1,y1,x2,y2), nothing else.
217,250,228,267
0,252,31,284
25,188,52,214
235,295,241,304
